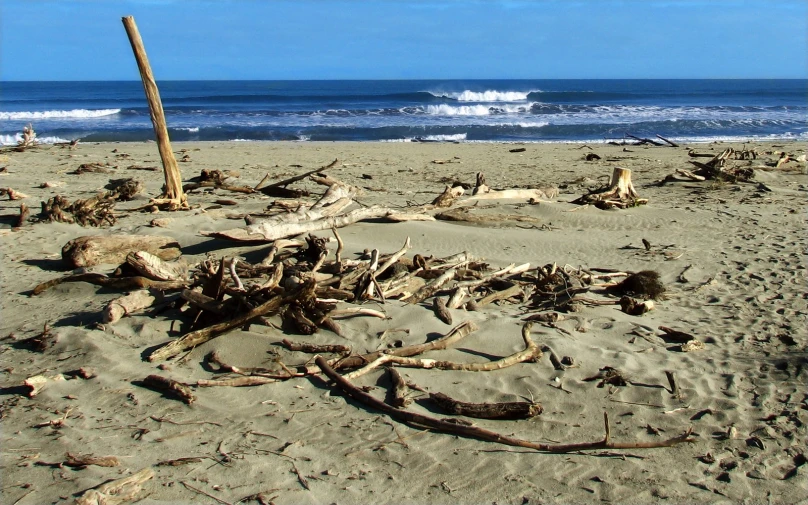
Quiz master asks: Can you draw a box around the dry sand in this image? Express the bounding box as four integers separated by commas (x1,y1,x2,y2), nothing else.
1,140,806,505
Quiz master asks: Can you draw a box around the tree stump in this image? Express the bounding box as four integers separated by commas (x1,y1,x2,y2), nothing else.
574,167,648,209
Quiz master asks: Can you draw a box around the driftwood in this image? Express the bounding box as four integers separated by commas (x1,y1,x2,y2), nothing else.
343,322,541,379
472,172,490,195
428,392,542,419
142,374,195,404
122,16,187,209
40,194,117,227
64,453,120,468
315,356,695,453
32,272,187,296
256,159,339,192
432,297,452,324
386,367,412,408
74,467,154,505
147,283,306,362
573,167,648,209
207,205,393,242
103,289,159,324
126,251,187,281
685,148,754,182
334,320,478,371
432,185,465,207
62,234,181,268
466,186,558,201
0,187,29,200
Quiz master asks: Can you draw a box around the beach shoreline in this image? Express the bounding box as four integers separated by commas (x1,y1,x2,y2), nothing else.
1,139,806,504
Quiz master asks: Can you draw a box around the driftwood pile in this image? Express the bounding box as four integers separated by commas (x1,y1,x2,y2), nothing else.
28,164,698,454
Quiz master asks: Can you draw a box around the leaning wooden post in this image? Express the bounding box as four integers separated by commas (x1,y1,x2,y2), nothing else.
121,16,187,210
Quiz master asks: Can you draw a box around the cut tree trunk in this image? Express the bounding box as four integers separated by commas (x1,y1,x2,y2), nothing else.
573,167,648,209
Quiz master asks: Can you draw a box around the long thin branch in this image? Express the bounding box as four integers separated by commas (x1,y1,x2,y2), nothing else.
314,357,695,453
343,322,541,379
334,320,478,370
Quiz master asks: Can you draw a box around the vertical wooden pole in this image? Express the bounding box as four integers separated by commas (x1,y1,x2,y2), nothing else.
121,16,186,209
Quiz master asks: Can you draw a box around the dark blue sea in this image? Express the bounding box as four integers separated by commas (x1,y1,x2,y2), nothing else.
1,80,806,144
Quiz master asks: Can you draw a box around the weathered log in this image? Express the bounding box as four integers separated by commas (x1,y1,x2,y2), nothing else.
428,392,542,419
466,187,558,201
103,289,159,324
62,234,181,268
74,467,154,505
142,374,195,404
126,251,187,281
315,357,695,453
206,205,393,242
432,296,453,324
65,453,120,468
121,16,186,209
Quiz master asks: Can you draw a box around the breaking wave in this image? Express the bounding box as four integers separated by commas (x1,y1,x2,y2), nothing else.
0,108,121,120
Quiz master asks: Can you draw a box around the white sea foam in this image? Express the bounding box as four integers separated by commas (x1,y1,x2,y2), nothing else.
425,104,529,116
0,133,71,146
437,90,536,102
0,109,121,120
422,133,467,142
176,127,200,133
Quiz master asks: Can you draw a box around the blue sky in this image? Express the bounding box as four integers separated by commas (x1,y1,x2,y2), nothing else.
1,0,806,80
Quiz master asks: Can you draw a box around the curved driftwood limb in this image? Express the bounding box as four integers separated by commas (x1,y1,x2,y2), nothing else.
32,273,187,296
428,392,542,420
342,322,541,379
328,307,387,319
315,356,695,453
374,237,412,280
334,320,478,371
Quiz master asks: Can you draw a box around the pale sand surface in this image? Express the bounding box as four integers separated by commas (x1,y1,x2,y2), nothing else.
1,140,806,504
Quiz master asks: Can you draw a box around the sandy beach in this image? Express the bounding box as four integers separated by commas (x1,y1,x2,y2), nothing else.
1,139,806,504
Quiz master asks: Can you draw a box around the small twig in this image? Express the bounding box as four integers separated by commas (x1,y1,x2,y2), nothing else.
181,481,233,505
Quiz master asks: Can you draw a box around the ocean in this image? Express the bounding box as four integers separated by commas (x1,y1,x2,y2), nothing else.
1,79,806,144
